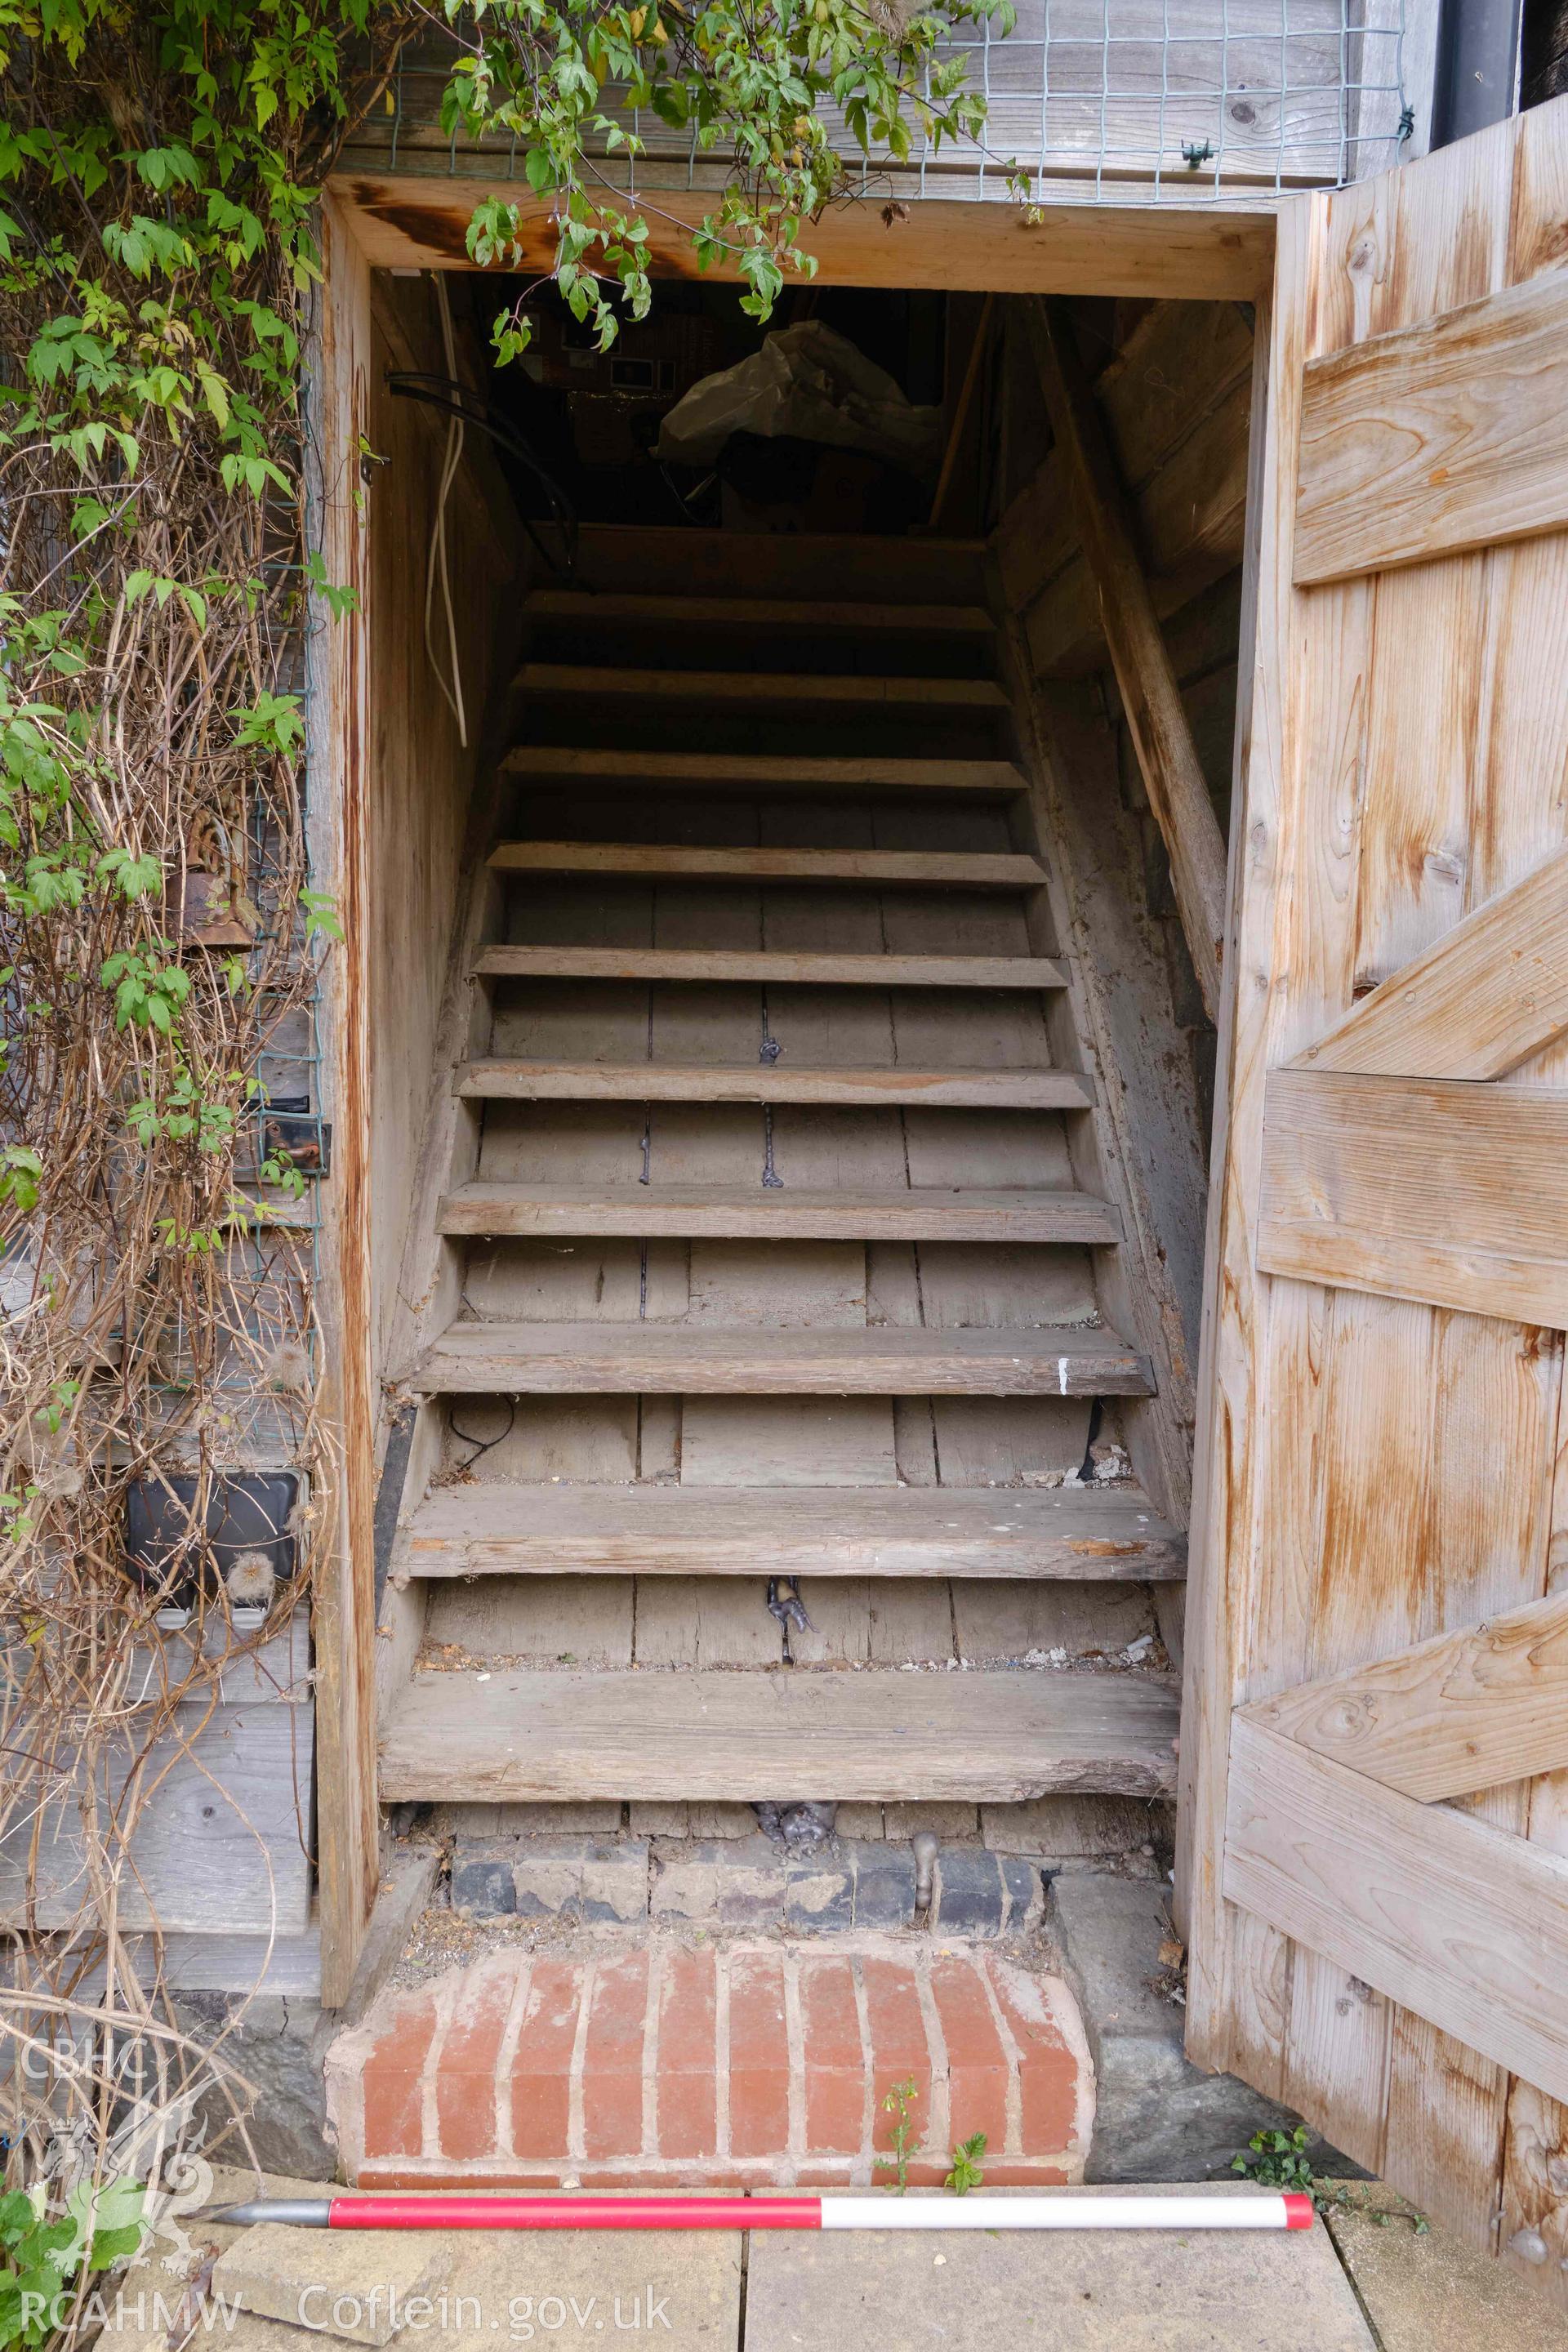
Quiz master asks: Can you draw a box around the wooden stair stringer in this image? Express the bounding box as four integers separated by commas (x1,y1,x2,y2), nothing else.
991,577,1207,1545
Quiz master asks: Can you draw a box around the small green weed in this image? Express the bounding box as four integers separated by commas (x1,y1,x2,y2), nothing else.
875,2077,921,2193
0,2178,146,2349
945,2132,987,2195
1231,2131,1430,2232
1231,2125,1314,2194
1316,2180,1431,2234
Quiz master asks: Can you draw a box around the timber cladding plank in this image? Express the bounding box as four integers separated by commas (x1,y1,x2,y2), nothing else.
474,947,1069,989
437,1183,1124,1243
377,1665,1181,1802
1295,270,1568,586
502,749,1026,798
456,1059,1095,1110
1294,841,1568,1080
0,1702,312,1935
1243,1584,1568,1802
410,1319,1156,1396
1225,1718,1568,2109
1257,1066,1568,1325
392,1482,1187,1582
488,841,1045,888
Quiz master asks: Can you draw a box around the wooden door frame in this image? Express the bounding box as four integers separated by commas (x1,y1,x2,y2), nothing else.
306,189,381,2008
309,170,1280,1999
323,173,1275,301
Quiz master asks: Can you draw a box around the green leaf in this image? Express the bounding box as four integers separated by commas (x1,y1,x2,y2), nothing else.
0,2194,33,2247
89,2224,145,2274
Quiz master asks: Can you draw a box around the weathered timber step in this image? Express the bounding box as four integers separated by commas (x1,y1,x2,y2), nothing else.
377,1667,1180,1802
437,1183,1123,1243
488,841,1045,889
457,1059,1094,1110
523,589,995,639
519,663,1008,714
474,947,1067,990
504,749,1025,799
411,1320,1156,1397
390,1482,1185,1582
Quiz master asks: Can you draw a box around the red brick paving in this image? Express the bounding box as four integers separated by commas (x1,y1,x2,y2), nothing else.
359,1986,439,2163
727,1947,792,2162
328,1936,1090,2190
581,1949,650,2161
655,1945,718,2159
508,1956,579,2159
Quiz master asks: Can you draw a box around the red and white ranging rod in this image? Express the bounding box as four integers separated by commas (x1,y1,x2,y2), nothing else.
211,2194,1314,2234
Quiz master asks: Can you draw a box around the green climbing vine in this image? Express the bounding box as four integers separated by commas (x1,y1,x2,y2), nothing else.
0,0,1004,2323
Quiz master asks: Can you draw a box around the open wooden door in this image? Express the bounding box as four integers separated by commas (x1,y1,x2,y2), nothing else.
1181,93,1568,2293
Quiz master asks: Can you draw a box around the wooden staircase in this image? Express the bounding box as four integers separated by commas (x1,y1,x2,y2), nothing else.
378,528,1184,1809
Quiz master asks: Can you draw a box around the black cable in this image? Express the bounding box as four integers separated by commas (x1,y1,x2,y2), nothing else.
448,1398,516,1469
384,372,580,583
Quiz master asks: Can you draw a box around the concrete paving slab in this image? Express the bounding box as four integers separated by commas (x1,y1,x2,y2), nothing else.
105,2168,741,2352
212,2219,454,2343
1325,2188,1568,2352
743,2185,1375,2352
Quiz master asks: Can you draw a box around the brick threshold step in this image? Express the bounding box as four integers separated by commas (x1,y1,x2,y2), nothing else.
325,1936,1092,2190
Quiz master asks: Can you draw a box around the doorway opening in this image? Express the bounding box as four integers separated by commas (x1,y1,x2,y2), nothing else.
359,257,1246,1868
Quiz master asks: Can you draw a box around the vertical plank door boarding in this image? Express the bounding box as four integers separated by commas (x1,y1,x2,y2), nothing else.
1180,93,1568,2305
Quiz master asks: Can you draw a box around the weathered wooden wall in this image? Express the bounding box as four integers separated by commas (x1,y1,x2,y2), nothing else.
1181,100,1568,2301
991,295,1230,1561
996,296,1250,1076
365,278,517,1379
996,299,1254,684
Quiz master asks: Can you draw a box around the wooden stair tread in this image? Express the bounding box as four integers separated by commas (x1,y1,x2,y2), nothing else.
474,947,1067,989
457,1059,1094,1110
438,1183,1123,1242
392,1481,1185,1582
412,1320,1156,1396
523,590,996,636
504,749,1025,798
377,1667,1181,1802
519,662,1007,710
489,842,1045,888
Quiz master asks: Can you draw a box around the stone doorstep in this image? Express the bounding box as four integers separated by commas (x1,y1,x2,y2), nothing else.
1046,1875,1349,2184
452,1831,1046,1939
324,1936,1094,2192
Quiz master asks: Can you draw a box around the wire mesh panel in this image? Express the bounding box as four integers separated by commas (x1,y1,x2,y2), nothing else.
932,0,1409,197
349,0,1410,203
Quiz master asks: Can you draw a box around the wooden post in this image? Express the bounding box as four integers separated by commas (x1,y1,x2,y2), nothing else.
308,192,381,2007
1022,298,1228,1021
929,294,995,532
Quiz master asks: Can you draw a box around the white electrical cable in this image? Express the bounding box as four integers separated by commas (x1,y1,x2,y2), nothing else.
424,271,468,749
